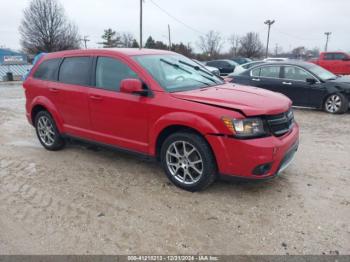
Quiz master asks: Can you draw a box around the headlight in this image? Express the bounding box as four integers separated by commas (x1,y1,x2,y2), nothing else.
222,117,267,138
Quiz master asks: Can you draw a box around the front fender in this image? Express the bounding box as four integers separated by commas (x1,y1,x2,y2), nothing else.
149,112,221,155
30,96,64,133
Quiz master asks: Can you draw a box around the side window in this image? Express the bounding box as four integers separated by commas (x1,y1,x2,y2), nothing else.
324,53,334,60
284,66,314,82
95,57,139,91
33,59,61,81
59,57,92,86
222,61,230,68
207,61,217,67
251,67,261,77
333,53,346,60
259,66,281,78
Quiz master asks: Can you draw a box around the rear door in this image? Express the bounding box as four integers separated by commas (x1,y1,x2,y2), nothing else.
50,56,92,135
248,65,283,93
87,56,150,153
333,53,349,75
320,53,337,73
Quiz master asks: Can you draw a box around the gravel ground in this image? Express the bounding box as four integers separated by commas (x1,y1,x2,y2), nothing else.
0,82,349,255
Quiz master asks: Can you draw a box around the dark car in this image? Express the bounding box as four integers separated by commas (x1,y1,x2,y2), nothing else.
231,61,350,114
206,59,239,76
231,57,252,65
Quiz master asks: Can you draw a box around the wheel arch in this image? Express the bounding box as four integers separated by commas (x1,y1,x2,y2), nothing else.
30,96,64,132
151,112,222,164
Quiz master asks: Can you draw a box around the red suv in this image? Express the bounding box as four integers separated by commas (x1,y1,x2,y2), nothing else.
23,49,299,191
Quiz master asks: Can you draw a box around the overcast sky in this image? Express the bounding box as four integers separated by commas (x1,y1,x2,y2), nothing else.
0,0,349,53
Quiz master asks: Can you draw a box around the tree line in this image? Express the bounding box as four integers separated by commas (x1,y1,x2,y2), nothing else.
19,0,320,60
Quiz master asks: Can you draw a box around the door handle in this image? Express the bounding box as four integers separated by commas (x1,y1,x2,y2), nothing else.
252,78,261,82
89,95,103,101
282,82,292,85
49,88,59,93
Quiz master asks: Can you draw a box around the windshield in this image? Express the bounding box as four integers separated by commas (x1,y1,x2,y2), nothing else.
307,64,337,80
133,54,224,92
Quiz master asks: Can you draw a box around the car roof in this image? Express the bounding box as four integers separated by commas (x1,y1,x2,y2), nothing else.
250,60,315,69
43,48,176,60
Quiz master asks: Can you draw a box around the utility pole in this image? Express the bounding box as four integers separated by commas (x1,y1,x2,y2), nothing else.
324,32,331,52
264,19,275,58
140,0,143,49
80,36,90,49
275,43,278,56
168,24,172,50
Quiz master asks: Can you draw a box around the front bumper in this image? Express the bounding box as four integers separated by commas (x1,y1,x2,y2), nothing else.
206,123,299,179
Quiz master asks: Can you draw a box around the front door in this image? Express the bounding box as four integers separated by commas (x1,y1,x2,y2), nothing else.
281,66,325,107
88,56,151,153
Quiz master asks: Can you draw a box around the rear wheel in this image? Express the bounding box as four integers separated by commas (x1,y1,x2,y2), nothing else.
160,132,217,192
324,93,348,114
35,111,65,151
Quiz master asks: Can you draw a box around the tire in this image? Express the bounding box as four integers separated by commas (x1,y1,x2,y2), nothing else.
160,132,217,192
324,93,348,114
34,111,65,151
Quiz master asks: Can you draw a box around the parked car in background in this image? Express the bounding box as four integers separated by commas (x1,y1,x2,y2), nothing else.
23,48,299,191
206,59,239,76
231,61,350,114
264,57,290,62
309,52,350,75
228,61,266,77
193,59,220,76
230,57,252,65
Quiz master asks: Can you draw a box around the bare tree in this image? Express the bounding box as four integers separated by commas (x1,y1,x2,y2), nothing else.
238,32,264,58
228,34,240,57
197,31,223,58
120,32,135,48
19,0,81,55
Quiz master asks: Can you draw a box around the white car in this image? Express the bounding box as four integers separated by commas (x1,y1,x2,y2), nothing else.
264,57,289,62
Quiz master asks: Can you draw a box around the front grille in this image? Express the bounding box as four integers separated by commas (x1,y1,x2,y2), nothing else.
266,109,294,137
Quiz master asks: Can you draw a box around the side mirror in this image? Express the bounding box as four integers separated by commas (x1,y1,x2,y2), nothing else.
120,79,148,96
306,78,317,84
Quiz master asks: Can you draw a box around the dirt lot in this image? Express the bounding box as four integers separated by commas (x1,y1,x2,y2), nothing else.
0,82,349,255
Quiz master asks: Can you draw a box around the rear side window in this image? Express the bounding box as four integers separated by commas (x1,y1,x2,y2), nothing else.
95,57,138,91
324,53,334,60
59,57,92,86
257,66,281,78
207,61,219,67
33,59,61,81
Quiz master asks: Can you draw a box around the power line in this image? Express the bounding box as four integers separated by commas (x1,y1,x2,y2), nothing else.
274,29,321,42
148,0,205,36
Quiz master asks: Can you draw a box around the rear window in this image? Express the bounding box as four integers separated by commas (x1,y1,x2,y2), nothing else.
33,58,61,81
59,57,92,86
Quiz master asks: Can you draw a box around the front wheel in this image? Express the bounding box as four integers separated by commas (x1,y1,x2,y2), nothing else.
324,93,348,114
160,132,217,192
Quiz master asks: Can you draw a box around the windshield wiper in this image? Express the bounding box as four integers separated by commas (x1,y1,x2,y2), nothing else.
160,59,192,74
179,60,214,76
178,60,220,84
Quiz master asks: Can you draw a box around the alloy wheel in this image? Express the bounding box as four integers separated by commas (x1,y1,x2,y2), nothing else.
37,115,56,146
166,141,203,185
325,94,342,113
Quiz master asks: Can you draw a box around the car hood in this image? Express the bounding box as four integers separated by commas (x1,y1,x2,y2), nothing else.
329,76,350,85
171,83,292,116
